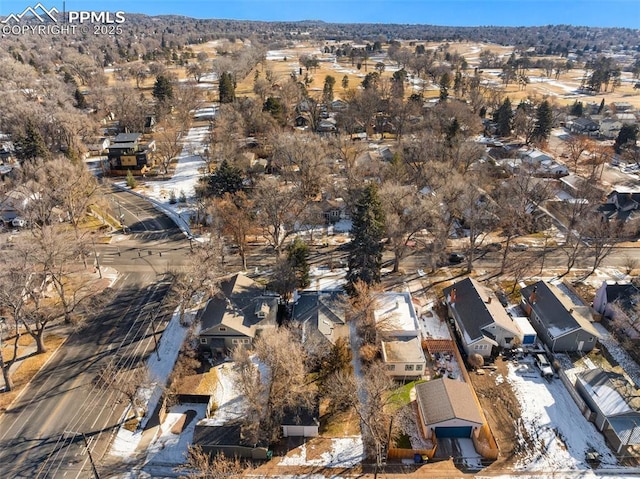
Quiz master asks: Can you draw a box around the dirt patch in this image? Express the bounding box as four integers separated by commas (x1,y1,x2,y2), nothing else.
170,409,198,434
469,357,527,471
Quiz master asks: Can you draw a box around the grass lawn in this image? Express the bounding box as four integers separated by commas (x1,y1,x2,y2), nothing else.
389,379,426,407
320,407,361,436
0,334,65,414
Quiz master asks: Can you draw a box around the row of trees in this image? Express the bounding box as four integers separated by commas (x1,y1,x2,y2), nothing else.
0,159,102,391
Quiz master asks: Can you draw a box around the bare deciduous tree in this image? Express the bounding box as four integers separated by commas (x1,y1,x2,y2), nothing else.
253,178,307,257
325,362,396,462
181,446,249,479
233,327,314,444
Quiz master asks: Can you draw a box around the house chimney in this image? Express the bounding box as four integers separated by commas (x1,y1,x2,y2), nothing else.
449,288,457,304
529,285,537,304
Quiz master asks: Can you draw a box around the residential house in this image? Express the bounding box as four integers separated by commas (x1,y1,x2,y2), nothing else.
330,99,348,112
600,191,640,226
107,133,153,173
317,118,337,134
593,281,639,339
612,102,634,113
291,290,348,346
374,292,426,378
614,112,637,124
443,278,523,358
575,368,640,453
559,174,604,200
520,281,600,352
570,117,599,136
518,148,568,177
415,378,484,438
0,187,31,222
86,137,110,156
599,118,623,139
198,273,278,355
381,336,426,380
319,197,348,224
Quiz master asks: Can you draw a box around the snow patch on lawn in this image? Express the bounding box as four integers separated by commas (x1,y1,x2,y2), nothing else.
145,403,208,466
278,437,364,468
507,360,617,471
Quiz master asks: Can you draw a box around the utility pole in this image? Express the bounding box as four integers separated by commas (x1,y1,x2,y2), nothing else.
92,238,102,279
65,431,100,479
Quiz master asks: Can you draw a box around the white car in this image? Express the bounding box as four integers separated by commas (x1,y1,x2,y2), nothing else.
535,354,554,379
11,217,26,228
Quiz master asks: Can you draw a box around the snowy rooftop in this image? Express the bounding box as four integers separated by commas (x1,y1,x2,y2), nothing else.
374,292,420,336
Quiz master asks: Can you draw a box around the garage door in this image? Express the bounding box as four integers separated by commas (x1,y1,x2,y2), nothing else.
435,426,472,438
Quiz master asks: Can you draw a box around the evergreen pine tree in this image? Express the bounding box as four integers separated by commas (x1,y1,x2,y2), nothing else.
569,101,583,117
598,98,605,114
152,75,173,104
74,88,87,109
207,159,244,197
346,183,385,295
614,124,638,153
493,97,513,137
287,238,310,289
219,72,236,104
532,100,553,143
14,120,49,161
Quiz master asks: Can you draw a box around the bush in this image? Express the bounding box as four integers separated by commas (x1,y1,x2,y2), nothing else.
169,190,177,204
179,189,187,203
126,169,137,189
359,343,379,363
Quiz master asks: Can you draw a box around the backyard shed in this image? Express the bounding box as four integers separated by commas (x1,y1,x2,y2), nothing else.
513,317,537,345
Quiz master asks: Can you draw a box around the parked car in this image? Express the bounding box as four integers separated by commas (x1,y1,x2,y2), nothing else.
486,242,502,252
11,217,26,228
510,243,529,251
449,252,465,264
535,354,553,379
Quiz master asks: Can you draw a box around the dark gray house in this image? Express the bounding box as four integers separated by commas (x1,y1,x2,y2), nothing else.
198,273,278,355
291,290,348,346
575,368,640,454
521,281,600,352
443,278,523,358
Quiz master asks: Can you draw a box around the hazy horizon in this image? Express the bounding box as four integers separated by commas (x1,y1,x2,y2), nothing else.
1,0,639,29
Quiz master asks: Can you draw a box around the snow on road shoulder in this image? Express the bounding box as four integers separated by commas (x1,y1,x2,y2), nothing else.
506,360,617,471
278,436,364,468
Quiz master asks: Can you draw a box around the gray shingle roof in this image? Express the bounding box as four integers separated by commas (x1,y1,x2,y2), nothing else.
521,281,599,339
415,378,484,427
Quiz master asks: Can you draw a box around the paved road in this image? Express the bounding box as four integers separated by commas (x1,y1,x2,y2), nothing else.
0,189,190,479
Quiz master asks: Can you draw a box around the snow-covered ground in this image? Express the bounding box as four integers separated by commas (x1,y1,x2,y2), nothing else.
145,403,208,466
109,307,191,459
198,362,249,427
278,437,364,468
504,358,618,472
593,323,640,388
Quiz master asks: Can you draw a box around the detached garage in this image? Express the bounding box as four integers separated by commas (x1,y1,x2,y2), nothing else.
415,378,484,439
